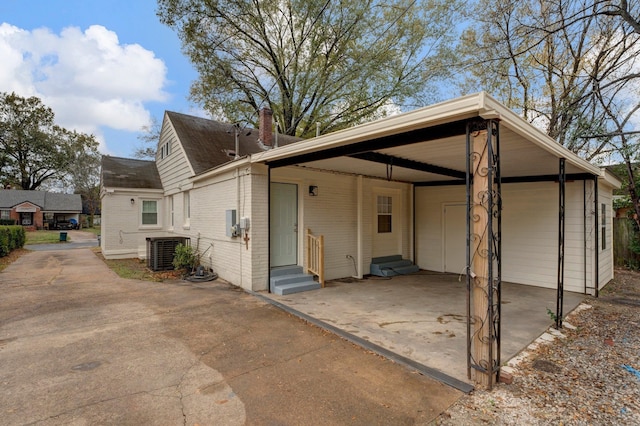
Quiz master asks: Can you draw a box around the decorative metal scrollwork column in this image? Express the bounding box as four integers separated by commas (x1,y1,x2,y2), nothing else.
466,119,501,389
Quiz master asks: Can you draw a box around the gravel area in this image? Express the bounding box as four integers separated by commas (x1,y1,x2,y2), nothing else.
436,269,640,425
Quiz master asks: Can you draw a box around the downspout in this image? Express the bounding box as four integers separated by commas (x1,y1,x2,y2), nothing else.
237,166,242,288
594,176,599,297
412,184,416,265
268,166,272,292
583,180,587,294
356,175,363,279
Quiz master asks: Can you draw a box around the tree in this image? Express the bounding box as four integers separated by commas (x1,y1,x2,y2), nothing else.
458,0,640,229
0,92,100,191
134,116,162,160
157,0,462,137
67,147,102,227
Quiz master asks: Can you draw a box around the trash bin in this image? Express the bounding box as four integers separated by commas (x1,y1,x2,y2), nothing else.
59,232,68,242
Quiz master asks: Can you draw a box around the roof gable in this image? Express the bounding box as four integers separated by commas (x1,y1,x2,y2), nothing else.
15,201,39,212
165,111,302,176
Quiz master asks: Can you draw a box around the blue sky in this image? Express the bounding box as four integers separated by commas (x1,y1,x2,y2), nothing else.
1,0,198,158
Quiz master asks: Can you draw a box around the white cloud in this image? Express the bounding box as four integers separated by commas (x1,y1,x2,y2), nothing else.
0,23,169,153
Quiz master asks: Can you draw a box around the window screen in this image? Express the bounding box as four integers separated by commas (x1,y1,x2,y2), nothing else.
142,200,158,225
377,195,392,233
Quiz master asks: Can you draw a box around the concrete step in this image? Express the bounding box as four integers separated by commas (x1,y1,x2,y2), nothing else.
270,267,321,295
374,259,414,269
271,265,304,277
370,255,419,277
272,281,322,295
270,273,315,286
390,264,420,275
371,255,403,264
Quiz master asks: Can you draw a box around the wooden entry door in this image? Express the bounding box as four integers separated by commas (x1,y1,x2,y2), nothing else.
270,183,298,267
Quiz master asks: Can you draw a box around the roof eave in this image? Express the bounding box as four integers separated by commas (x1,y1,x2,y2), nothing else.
251,92,601,177
192,157,251,183
482,94,601,176
251,93,484,165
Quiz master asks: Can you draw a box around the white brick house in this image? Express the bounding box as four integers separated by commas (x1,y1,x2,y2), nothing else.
100,93,620,296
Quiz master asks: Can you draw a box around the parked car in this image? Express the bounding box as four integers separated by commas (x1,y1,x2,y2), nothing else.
55,221,75,230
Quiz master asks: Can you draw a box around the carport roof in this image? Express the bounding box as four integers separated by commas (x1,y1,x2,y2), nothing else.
251,92,604,183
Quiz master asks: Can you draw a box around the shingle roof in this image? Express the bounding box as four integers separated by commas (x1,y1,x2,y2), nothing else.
101,156,162,189
0,189,82,212
166,111,302,175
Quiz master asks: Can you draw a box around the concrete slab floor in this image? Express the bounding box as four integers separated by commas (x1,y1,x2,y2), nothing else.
265,271,586,385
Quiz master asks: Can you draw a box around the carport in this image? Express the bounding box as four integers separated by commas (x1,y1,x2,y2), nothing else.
252,92,617,389
262,272,586,391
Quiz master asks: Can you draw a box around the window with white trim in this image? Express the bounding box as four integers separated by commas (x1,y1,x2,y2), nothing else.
183,191,190,226
169,195,174,228
0,210,10,220
142,200,158,225
377,195,392,233
160,141,171,159
601,203,606,250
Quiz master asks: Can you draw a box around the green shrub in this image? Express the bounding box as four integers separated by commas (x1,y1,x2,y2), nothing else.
0,226,26,257
172,243,196,271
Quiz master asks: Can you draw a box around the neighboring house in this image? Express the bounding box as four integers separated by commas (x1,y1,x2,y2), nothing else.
101,93,620,296
0,189,82,230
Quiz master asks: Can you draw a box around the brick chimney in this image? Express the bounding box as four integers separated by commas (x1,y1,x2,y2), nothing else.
259,107,273,147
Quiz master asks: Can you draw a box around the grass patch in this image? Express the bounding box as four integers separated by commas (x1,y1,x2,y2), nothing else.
26,230,67,244
94,249,182,282
81,227,101,236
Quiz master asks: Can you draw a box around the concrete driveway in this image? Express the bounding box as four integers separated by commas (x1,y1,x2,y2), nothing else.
0,246,460,425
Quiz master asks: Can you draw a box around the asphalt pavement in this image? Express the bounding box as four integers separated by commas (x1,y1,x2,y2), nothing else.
24,230,99,251
0,240,461,425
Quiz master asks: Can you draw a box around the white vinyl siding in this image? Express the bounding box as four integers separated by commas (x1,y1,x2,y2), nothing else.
415,180,613,294
271,167,411,281
156,115,194,192
597,182,614,288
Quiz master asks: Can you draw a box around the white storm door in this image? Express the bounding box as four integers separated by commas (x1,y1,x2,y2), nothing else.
271,183,298,267
444,203,467,274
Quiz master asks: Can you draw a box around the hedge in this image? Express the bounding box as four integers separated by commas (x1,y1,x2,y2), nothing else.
0,226,26,257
